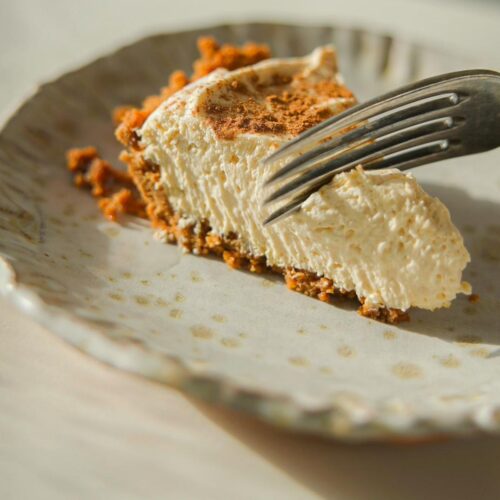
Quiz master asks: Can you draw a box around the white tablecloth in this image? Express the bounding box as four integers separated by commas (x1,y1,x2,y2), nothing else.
2,1,500,498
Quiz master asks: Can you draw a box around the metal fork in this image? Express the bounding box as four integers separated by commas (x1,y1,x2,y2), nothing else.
262,69,500,225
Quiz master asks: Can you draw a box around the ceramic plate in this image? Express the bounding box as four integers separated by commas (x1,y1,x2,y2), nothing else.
1,23,499,442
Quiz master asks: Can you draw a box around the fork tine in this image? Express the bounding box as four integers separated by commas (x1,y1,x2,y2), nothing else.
263,70,486,166
362,139,459,171
263,142,457,226
264,93,461,187
264,117,461,205
263,192,311,225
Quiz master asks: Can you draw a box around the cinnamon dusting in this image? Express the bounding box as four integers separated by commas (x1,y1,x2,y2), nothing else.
202,71,355,140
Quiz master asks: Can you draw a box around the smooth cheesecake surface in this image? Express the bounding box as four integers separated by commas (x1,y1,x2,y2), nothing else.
140,46,471,312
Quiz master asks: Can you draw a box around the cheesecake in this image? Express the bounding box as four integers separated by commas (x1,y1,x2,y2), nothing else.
80,38,472,322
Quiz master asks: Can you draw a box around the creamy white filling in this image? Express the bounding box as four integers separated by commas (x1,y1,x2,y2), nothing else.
140,47,471,311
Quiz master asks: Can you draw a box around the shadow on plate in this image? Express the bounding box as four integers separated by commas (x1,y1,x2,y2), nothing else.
191,397,500,500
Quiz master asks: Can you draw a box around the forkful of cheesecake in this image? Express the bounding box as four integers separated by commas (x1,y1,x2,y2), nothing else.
262,69,500,225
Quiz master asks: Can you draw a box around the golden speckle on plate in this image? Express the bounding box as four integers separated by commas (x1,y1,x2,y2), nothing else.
319,324,328,331
391,362,423,380
190,325,214,339
191,358,209,368
238,332,248,338
117,313,127,319
175,292,186,303
221,338,240,348
469,348,490,358
122,271,132,279
320,366,333,375
211,314,226,323
337,345,356,358
156,271,164,278
48,216,64,226
190,271,202,283
107,276,117,283
134,295,150,306
454,334,483,346
155,297,168,307
289,356,309,367
78,249,92,258
104,227,120,238
109,292,124,302
463,306,477,316
62,204,75,216
438,355,461,368
261,279,275,288
170,308,183,319
170,273,177,279
330,415,352,436
83,214,99,222
440,393,482,403
383,330,397,340
140,279,150,286
297,328,307,336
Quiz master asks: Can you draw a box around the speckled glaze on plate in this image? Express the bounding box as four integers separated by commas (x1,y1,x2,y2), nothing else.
1,23,499,442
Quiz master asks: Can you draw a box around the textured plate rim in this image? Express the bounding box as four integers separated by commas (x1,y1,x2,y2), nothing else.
1,21,499,443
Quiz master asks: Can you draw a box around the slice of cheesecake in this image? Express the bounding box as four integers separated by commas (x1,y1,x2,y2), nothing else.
120,41,471,322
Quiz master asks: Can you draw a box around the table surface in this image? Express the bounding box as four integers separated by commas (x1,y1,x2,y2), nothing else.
2,1,500,499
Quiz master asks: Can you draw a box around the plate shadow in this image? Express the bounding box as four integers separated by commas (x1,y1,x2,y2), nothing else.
191,398,500,500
